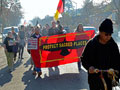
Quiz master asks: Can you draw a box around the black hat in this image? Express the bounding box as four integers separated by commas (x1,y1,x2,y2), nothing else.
99,19,113,33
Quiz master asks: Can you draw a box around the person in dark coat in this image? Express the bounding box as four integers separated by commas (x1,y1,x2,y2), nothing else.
75,23,84,33
81,19,120,90
3,32,15,72
57,20,67,34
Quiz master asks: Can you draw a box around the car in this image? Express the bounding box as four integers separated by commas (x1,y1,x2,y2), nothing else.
118,31,120,38
83,26,98,34
64,27,70,33
2,26,19,42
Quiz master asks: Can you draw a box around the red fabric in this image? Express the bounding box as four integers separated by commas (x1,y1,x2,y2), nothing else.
57,0,64,13
31,30,95,68
30,39,41,68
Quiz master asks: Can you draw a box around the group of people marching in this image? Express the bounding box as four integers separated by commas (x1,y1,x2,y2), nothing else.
27,20,68,77
3,18,120,90
3,25,26,72
2,20,67,75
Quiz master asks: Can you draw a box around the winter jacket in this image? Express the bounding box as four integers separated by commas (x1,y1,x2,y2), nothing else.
81,35,120,80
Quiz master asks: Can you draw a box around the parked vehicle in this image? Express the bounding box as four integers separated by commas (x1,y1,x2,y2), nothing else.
118,31,120,38
2,26,19,42
83,26,98,34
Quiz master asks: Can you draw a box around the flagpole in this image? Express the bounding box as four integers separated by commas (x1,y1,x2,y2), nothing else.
63,13,65,27
62,0,65,27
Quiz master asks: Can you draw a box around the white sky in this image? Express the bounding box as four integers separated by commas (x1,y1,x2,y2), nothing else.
20,0,105,22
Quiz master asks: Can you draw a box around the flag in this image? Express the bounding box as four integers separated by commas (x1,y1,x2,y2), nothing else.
54,0,64,21
31,30,95,68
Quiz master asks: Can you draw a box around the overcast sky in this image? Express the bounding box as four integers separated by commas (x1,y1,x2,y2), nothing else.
20,0,105,23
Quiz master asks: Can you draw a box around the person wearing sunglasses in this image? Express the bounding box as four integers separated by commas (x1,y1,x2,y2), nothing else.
81,18,120,90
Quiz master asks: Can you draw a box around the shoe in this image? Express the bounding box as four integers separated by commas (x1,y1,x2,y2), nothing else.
21,57,24,59
38,72,42,77
32,71,37,75
31,65,33,68
18,57,21,59
10,68,13,72
7,69,11,73
14,58,16,61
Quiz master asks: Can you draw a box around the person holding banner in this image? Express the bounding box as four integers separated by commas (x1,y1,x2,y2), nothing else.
75,23,84,71
41,24,50,36
57,20,66,34
75,23,84,32
31,26,42,77
81,19,120,90
48,21,59,36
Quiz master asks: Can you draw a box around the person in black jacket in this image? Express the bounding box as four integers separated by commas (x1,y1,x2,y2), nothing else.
81,19,120,90
3,32,15,72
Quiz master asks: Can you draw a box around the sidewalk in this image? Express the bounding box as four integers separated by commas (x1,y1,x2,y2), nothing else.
0,48,7,69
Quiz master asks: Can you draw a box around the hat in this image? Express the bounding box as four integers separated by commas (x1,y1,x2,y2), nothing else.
99,19,113,33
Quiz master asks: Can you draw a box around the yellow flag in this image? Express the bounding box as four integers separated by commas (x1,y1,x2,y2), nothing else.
54,10,60,21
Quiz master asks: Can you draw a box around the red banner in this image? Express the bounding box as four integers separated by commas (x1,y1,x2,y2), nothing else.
31,30,95,68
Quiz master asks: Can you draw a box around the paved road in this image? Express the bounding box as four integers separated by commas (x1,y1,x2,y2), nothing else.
0,46,89,90
0,41,120,90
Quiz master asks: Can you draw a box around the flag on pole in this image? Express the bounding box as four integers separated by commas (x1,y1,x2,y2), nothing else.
54,0,64,21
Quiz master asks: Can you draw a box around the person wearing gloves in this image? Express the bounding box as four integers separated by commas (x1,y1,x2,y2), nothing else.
81,18,120,90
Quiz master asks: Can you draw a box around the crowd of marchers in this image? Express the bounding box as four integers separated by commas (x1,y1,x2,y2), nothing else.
2,19,120,90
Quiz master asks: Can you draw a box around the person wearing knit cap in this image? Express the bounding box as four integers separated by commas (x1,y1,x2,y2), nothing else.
81,18,120,90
